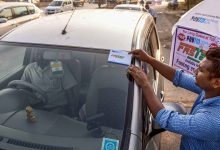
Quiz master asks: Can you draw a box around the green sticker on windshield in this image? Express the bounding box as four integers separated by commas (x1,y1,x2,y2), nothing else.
101,138,119,150
50,61,64,77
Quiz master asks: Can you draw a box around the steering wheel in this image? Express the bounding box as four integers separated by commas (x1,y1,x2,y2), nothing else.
7,80,48,105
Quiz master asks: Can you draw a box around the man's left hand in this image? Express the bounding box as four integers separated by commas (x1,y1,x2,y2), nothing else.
128,65,150,88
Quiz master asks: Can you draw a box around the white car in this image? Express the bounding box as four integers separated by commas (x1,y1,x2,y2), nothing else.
45,0,74,14
73,0,85,7
0,9,185,150
114,4,145,11
0,2,42,36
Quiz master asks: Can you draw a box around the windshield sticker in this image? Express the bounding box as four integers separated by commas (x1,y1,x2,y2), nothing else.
50,61,64,77
101,138,119,150
108,50,131,66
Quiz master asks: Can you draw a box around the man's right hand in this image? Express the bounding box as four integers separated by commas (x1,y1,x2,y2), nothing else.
129,49,153,63
130,49,176,82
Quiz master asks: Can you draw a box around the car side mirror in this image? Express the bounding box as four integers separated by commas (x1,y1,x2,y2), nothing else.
0,18,7,24
151,102,187,135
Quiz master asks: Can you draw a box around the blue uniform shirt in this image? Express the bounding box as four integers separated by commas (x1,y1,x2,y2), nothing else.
155,70,220,150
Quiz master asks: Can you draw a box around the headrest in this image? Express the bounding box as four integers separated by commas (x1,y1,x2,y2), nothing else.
43,50,72,60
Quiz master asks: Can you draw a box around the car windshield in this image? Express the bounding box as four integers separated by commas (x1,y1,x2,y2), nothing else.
49,1,62,6
0,43,131,150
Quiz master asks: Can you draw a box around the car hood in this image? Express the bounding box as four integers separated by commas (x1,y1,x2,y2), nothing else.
46,6,61,10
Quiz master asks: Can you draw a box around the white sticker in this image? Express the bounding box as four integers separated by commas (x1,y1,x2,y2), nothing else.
108,50,132,66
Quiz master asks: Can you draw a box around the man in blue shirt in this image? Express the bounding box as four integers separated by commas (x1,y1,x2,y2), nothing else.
128,48,220,149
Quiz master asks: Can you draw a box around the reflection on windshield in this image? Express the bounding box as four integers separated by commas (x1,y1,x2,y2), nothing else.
0,44,130,149
49,1,62,6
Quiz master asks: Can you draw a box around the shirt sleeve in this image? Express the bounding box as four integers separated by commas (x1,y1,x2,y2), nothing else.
152,9,157,17
155,108,220,141
173,69,202,94
149,8,157,17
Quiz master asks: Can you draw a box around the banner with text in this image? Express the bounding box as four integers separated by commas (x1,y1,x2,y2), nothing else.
171,26,220,74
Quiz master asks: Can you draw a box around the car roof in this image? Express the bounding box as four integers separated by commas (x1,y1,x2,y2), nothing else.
0,2,34,9
1,9,151,51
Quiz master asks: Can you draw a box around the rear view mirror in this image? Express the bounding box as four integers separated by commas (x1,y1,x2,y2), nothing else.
0,18,7,24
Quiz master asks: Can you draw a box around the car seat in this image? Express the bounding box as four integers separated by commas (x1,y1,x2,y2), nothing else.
43,50,82,116
81,64,129,130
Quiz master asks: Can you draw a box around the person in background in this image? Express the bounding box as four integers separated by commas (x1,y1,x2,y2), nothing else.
144,1,157,23
128,48,220,149
168,0,178,10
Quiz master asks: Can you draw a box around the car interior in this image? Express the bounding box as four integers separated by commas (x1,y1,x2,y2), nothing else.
0,46,130,141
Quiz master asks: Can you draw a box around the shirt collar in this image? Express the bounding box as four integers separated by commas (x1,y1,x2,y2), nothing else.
202,93,220,106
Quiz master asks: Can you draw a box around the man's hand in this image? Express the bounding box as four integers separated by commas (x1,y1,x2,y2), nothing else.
130,49,176,82
128,65,150,88
128,65,164,117
129,49,153,63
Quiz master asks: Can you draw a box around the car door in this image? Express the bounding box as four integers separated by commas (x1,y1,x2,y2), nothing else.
12,6,32,26
0,7,16,36
27,5,40,20
125,20,162,150
143,26,163,150
62,1,68,11
66,0,73,10
65,0,72,11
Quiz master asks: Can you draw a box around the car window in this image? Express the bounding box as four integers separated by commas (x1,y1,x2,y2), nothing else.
49,1,63,6
63,1,67,5
13,6,29,18
143,28,157,85
67,0,71,4
0,44,26,79
27,6,35,14
145,45,156,85
149,27,159,55
0,8,13,20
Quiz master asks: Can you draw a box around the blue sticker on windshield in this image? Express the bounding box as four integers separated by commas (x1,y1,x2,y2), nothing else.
101,138,119,150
